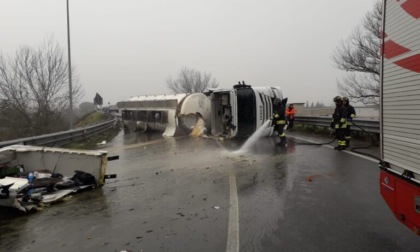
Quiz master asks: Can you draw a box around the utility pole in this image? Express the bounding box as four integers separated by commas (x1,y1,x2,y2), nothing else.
66,0,73,129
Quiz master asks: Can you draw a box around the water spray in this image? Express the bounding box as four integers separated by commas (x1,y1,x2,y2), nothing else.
285,136,336,146
236,120,272,153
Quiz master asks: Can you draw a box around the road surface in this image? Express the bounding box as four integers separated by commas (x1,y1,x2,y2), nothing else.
0,131,419,251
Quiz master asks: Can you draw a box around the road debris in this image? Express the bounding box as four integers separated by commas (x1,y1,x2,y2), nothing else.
0,145,116,212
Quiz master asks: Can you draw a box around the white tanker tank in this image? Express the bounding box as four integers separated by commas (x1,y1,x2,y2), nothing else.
117,93,211,137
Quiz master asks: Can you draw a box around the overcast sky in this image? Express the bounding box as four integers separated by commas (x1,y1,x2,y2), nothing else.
0,0,377,106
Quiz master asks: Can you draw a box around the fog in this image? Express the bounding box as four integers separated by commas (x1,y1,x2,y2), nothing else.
0,0,377,105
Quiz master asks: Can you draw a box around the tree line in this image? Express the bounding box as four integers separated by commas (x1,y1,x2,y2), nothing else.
305,101,327,108
0,37,83,141
1,0,379,141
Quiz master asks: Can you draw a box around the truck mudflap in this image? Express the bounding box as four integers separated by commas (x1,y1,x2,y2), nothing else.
380,168,420,235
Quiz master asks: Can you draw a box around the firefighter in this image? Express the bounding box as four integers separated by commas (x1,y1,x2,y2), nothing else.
342,97,356,147
272,98,288,146
331,96,348,151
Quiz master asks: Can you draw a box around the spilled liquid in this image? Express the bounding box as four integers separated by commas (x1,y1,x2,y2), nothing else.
236,120,272,153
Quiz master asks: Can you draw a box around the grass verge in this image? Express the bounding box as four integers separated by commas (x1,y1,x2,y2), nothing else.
64,112,121,150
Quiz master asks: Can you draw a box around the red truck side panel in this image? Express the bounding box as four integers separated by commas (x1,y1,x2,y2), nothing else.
380,169,420,234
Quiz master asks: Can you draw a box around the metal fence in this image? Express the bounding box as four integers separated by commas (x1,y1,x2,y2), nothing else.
294,116,379,133
0,118,118,148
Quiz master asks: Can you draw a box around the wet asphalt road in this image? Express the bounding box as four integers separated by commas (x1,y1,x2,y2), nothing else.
1,130,419,251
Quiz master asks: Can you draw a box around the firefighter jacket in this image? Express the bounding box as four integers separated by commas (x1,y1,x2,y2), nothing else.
332,105,348,129
345,104,356,122
286,107,296,119
273,104,286,125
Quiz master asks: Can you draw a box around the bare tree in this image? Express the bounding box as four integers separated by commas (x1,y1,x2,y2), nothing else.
166,67,219,94
0,37,83,139
332,1,381,104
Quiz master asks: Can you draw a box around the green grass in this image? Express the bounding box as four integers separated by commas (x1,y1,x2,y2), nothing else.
75,112,108,128
64,112,121,150
64,126,121,150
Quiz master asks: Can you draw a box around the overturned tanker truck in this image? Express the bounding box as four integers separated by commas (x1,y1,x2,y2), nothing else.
117,82,283,138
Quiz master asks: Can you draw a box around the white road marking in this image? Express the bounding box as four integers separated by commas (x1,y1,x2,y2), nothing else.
292,136,379,163
226,174,239,252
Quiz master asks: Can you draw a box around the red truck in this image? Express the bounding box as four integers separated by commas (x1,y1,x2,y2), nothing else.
379,0,420,235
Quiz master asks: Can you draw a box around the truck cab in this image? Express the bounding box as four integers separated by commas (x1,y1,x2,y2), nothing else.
209,82,282,138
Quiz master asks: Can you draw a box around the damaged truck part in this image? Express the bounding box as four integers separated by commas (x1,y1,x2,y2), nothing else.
0,145,117,212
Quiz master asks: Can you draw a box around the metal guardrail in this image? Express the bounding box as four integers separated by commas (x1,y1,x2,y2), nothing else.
0,118,118,148
0,116,378,148
294,116,379,133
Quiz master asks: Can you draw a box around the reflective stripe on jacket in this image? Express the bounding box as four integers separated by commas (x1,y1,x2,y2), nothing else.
346,104,356,122
273,113,286,125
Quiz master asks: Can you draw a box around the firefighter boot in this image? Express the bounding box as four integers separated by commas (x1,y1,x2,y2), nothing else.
277,137,287,146
336,140,346,151
337,146,346,151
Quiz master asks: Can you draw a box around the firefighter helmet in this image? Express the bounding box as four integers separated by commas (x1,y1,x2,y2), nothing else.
273,98,281,105
342,97,349,102
333,96,342,102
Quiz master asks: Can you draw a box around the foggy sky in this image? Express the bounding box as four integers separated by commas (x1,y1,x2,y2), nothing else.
0,0,377,106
